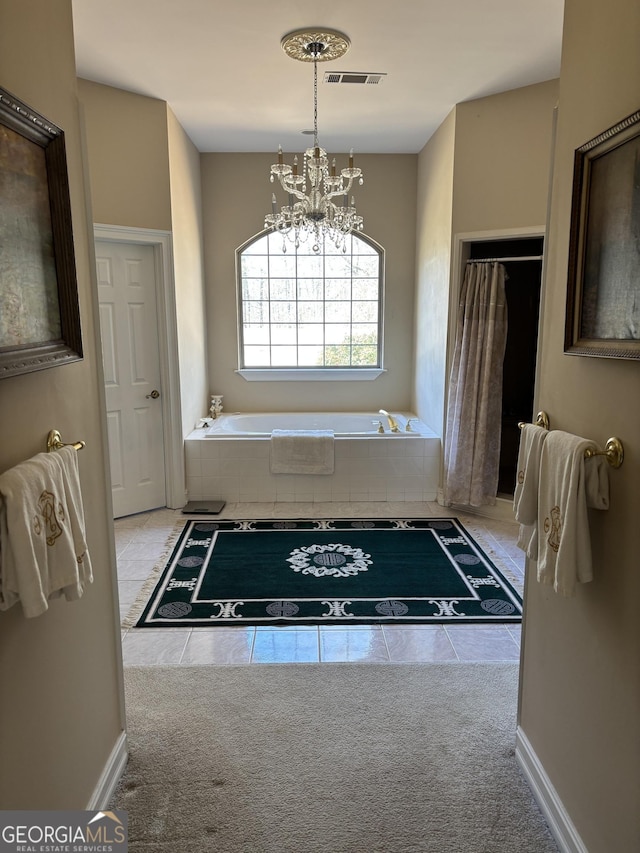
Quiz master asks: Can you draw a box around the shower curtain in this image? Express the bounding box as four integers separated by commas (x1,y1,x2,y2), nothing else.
443,262,508,507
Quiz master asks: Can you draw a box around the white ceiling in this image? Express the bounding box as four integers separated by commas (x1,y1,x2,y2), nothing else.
71,0,564,155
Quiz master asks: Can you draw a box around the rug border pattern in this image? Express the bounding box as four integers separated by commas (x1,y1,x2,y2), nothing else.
133,518,523,628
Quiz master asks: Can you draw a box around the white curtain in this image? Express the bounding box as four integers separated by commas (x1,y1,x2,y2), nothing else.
443,262,508,507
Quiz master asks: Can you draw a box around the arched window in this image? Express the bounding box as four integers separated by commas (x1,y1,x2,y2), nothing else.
237,230,384,375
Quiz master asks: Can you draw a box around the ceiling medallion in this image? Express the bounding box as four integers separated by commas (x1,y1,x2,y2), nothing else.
280,29,351,63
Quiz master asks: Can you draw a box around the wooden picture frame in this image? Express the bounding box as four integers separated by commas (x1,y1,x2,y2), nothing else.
565,109,640,359
0,86,82,380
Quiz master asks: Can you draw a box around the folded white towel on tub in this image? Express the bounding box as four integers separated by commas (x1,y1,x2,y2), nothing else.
270,430,335,475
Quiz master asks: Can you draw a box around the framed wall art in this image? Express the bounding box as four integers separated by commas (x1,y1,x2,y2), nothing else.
565,109,640,359
0,86,82,380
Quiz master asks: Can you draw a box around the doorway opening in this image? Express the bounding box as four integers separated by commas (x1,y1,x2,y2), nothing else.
468,237,543,497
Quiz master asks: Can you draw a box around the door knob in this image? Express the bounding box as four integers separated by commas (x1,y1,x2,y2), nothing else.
146,389,160,399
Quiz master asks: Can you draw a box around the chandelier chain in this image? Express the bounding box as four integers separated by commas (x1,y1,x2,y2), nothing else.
313,57,318,148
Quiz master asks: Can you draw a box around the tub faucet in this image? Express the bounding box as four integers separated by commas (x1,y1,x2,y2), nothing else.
379,409,400,433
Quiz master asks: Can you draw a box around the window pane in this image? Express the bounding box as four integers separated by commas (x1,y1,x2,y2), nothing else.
298,323,324,344
352,256,379,277
271,301,296,322
242,279,269,301
352,279,379,300
351,345,378,365
243,237,269,255
269,255,296,277
324,344,350,365
325,280,351,300
353,241,377,256
271,323,297,345
352,301,378,322
267,232,285,252
298,345,324,365
352,323,378,342
324,323,351,344
244,345,271,366
297,255,323,277
243,324,270,344
241,256,269,277
325,255,352,277
270,279,296,300
243,300,270,323
325,301,351,323
298,279,323,300
323,240,345,256
270,345,297,366
298,301,323,322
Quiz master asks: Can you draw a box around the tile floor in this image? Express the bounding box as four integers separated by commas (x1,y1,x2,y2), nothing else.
117,501,524,666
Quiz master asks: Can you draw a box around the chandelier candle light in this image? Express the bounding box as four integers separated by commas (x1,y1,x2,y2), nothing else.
265,28,364,253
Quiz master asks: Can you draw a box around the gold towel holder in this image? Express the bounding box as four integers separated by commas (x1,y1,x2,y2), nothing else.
517,411,550,431
47,430,86,453
518,411,623,468
585,438,624,469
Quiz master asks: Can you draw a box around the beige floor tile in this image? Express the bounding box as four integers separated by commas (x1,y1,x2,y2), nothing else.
121,629,191,665
319,627,389,662
181,629,254,665
383,625,458,662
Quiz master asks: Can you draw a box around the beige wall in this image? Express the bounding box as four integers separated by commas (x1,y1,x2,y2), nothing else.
167,108,209,435
519,1,640,850
78,79,171,231
0,1,123,807
201,152,417,412
413,81,558,440
414,110,456,435
80,83,208,440
453,80,558,235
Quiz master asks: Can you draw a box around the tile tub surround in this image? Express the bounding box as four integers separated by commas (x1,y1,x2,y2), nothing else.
185,430,440,504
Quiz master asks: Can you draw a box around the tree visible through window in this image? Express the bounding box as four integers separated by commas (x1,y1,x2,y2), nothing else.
237,230,383,369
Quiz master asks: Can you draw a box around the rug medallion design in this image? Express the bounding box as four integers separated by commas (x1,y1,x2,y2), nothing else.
136,518,522,627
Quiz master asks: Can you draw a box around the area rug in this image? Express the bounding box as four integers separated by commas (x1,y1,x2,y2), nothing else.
113,664,557,853
135,518,522,627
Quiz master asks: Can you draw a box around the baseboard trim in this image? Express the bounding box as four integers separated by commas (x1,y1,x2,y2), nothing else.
437,490,516,523
515,727,588,853
86,731,128,810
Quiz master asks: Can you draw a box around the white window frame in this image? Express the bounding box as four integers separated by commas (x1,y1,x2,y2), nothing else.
235,229,385,381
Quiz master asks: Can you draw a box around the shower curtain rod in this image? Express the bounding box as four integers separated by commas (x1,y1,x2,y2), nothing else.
466,255,543,263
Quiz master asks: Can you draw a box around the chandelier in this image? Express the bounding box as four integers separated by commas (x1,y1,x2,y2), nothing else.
264,29,364,253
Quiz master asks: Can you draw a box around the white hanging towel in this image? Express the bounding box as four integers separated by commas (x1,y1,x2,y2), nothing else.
270,430,335,475
513,423,550,559
0,446,93,618
536,431,609,596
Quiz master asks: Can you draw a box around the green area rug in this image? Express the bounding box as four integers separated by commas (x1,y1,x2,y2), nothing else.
136,518,522,627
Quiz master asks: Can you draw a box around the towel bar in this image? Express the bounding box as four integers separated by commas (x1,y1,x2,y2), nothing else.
517,411,550,431
517,413,623,468
46,430,86,453
584,437,624,469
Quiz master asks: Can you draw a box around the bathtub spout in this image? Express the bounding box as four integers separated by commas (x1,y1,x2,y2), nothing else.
379,409,400,433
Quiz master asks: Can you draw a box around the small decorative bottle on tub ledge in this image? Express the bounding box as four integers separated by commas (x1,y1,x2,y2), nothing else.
210,395,223,419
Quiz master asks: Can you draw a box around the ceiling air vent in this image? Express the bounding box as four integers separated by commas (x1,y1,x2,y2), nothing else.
324,72,386,85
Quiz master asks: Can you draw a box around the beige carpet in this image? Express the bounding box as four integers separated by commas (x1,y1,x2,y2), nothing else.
114,663,557,852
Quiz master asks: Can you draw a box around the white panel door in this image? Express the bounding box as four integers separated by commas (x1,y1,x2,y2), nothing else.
96,241,166,518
